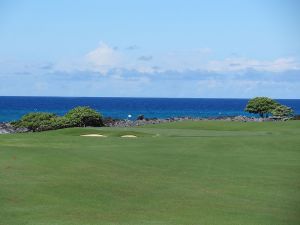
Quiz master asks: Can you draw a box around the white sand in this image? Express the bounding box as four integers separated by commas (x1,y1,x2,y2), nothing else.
121,135,137,138
80,134,107,137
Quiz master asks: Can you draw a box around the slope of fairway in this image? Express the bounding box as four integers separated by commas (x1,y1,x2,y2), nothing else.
0,121,300,225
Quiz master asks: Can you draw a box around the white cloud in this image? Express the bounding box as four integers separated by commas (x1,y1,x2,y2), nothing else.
51,42,300,76
206,57,300,73
84,42,123,74
53,42,124,74
3,42,300,81
196,79,300,98
1,41,300,98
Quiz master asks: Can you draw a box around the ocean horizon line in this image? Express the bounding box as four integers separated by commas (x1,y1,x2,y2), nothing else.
0,96,299,100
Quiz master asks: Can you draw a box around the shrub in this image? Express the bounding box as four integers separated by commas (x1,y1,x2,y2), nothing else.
13,112,58,132
65,106,103,127
136,114,145,120
50,116,72,129
12,107,104,132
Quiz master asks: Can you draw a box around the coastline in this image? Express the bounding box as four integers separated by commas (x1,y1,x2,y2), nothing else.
0,115,291,134
0,122,28,134
1,97,299,122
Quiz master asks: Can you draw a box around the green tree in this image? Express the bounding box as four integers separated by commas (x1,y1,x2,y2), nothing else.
245,97,278,118
271,104,294,117
65,106,103,127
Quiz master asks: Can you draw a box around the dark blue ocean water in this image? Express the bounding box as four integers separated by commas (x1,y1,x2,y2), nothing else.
0,96,299,122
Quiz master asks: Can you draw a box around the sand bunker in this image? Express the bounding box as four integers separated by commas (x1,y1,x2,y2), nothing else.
121,135,137,138
80,134,107,137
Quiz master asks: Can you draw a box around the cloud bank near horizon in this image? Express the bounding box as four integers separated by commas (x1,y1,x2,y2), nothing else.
53,42,300,74
1,42,300,98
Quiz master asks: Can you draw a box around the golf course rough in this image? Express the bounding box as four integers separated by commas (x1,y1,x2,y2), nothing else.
0,120,300,225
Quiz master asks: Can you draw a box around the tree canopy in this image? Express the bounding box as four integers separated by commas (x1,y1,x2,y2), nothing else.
271,105,294,117
245,97,278,118
245,97,294,118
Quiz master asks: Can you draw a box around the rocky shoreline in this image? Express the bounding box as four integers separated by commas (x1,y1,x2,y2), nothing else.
102,115,273,127
0,123,28,134
0,115,291,134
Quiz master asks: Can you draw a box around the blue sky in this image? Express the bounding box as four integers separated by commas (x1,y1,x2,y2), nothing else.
0,0,299,98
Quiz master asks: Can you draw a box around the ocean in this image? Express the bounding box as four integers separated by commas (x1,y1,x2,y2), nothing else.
0,96,299,122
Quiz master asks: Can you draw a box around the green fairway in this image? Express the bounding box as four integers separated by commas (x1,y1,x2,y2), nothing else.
1,121,300,225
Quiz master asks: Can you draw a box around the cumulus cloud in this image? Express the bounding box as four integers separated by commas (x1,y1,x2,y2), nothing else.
84,42,123,74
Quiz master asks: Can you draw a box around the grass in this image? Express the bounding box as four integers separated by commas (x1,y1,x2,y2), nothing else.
0,120,300,225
